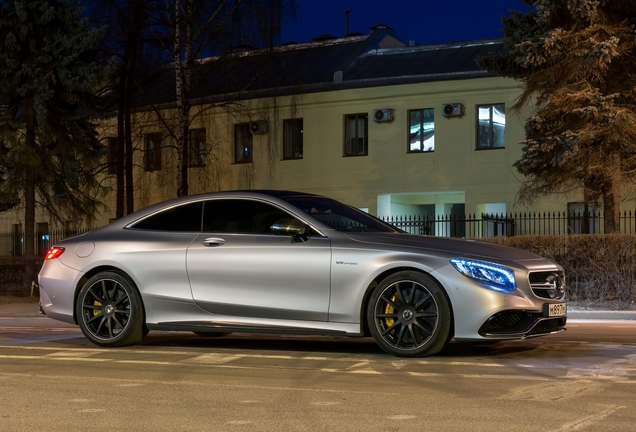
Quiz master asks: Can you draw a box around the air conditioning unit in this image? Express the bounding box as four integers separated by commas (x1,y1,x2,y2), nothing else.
250,120,269,134
373,109,393,122
442,103,463,117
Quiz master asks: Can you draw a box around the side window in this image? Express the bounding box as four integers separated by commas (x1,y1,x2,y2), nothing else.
132,201,203,231
408,108,434,152
476,104,505,149
202,199,292,234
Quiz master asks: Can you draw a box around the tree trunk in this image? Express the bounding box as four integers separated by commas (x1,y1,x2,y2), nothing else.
125,0,142,214
24,103,36,258
116,77,125,219
602,153,621,234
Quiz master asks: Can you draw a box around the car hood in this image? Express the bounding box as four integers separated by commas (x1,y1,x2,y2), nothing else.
341,232,544,262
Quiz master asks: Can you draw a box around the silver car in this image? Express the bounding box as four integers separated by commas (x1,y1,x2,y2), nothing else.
38,190,567,357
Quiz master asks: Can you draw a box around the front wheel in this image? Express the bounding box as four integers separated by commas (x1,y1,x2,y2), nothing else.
367,271,451,357
76,271,145,347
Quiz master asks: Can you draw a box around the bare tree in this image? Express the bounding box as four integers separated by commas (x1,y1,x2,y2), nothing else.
146,0,291,197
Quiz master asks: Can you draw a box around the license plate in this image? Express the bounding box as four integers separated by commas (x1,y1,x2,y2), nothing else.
547,303,567,317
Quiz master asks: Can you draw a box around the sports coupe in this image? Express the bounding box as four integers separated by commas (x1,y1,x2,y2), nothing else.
39,190,567,357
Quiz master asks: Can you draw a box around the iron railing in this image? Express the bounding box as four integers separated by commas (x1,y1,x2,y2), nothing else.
1,210,635,257
381,210,636,237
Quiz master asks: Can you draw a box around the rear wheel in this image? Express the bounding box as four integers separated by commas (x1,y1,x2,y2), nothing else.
76,271,145,347
367,271,451,357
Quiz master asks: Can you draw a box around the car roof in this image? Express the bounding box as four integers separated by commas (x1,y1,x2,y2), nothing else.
102,190,328,229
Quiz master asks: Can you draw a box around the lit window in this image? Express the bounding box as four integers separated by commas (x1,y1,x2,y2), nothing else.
408,109,434,152
344,114,368,156
477,104,505,149
283,119,303,160
234,124,252,163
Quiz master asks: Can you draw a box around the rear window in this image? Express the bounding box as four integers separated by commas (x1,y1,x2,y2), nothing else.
131,201,203,231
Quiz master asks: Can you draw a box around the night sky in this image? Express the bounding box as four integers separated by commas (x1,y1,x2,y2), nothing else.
280,0,530,45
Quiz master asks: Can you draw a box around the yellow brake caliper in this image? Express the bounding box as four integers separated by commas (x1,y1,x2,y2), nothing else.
385,293,398,329
93,301,102,316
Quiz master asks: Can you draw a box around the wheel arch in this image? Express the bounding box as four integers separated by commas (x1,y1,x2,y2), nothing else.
73,265,146,325
359,266,454,339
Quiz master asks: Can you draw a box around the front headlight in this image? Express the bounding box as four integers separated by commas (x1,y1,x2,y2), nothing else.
450,258,516,292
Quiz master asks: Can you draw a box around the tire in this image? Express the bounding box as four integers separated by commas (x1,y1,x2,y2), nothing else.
367,271,451,357
193,331,231,337
76,271,146,347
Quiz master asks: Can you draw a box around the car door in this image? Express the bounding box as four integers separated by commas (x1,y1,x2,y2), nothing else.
187,198,331,321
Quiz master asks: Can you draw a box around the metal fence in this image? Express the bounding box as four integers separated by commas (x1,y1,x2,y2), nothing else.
0,229,91,257
1,210,635,258
381,210,636,237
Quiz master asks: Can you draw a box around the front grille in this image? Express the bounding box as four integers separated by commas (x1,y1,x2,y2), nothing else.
479,310,544,335
529,271,565,300
479,312,567,336
527,317,567,336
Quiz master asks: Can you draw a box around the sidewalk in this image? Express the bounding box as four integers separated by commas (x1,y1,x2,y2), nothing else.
1,296,636,320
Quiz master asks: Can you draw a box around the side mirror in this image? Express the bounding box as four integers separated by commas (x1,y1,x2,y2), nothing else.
270,218,308,241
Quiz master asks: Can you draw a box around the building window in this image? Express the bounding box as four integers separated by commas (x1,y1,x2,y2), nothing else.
107,137,118,174
283,118,303,160
344,114,368,156
568,202,599,234
145,133,162,171
36,222,49,256
189,128,206,167
477,104,505,149
408,109,434,152
234,123,252,163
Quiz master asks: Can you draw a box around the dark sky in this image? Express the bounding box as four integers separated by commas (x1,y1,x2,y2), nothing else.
280,0,530,45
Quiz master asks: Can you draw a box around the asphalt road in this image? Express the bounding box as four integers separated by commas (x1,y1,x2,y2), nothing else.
0,311,635,431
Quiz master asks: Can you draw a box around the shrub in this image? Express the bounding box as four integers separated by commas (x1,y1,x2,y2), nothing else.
479,235,636,302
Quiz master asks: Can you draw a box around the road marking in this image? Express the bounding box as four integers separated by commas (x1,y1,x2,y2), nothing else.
548,405,626,432
0,372,400,395
418,360,504,367
184,354,244,365
409,372,550,381
116,360,174,365
387,415,417,420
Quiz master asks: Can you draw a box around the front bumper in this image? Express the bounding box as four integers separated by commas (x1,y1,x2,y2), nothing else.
478,309,567,338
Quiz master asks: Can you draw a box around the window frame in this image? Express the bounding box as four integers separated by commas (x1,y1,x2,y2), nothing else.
282,118,303,160
234,123,253,164
145,133,162,172
407,108,435,153
344,113,368,157
188,128,206,168
476,103,506,150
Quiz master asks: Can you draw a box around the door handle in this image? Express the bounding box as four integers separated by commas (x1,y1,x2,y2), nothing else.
202,237,226,247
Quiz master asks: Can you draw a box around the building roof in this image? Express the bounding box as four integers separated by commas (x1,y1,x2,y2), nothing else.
132,26,504,110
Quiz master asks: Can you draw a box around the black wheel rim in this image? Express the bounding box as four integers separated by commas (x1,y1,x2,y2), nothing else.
80,278,131,341
373,280,439,351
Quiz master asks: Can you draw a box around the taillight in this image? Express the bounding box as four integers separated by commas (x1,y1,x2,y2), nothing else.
45,247,65,260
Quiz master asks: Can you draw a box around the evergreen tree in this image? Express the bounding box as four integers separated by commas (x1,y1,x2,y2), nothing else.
479,0,636,233
0,0,112,261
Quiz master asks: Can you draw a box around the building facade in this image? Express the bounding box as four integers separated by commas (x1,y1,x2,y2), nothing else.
1,26,632,253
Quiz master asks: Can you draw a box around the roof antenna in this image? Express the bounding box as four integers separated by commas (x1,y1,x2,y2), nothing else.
345,9,350,36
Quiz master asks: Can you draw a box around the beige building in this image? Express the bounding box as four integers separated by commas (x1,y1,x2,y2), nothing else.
1,25,631,253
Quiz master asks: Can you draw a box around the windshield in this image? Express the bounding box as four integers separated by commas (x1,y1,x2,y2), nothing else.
280,195,400,233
